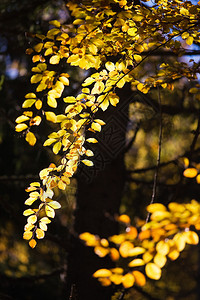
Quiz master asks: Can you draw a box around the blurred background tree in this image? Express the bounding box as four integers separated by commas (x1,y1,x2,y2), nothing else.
0,1,200,300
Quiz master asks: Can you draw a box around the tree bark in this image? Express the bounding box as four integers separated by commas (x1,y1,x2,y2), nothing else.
66,85,132,300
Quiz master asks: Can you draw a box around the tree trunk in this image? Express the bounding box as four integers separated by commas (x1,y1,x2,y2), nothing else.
66,86,132,300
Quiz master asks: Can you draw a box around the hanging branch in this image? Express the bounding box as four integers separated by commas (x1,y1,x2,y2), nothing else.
146,86,163,223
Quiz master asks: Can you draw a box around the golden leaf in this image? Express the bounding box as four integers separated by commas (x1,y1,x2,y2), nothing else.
156,241,169,256
31,74,42,84
128,258,145,267
119,241,134,257
132,271,146,287
86,138,98,143
82,159,94,166
39,222,47,231
45,111,57,123
23,209,35,216
16,115,30,123
118,214,130,224
168,249,180,261
58,180,67,190
127,27,137,36
43,138,57,147
91,81,105,94
154,253,167,268
48,201,61,209
128,246,146,256
94,246,109,257
183,168,198,178
34,43,43,52
109,248,120,261
47,95,57,108
53,141,62,154
29,239,37,248
40,217,51,224
110,274,123,285
36,228,45,239
147,203,167,213
15,123,28,132
23,231,33,240
186,36,194,46
184,231,199,245
105,61,115,72
27,214,37,224
93,269,112,278
22,99,36,108
79,232,98,246
145,263,161,280
122,273,135,288
91,122,101,132
50,55,61,64
45,205,55,218
25,132,37,146
35,100,42,110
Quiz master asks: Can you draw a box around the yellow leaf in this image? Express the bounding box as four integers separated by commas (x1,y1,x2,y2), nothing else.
50,55,61,64
181,32,189,40
196,174,200,184
48,201,61,209
16,115,30,123
109,248,120,261
39,222,48,231
22,99,36,108
35,99,42,109
184,231,199,245
36,228,45,239
58,180,67,190
119,241,134,257
25,93,36,98
91,122,101,132
34,43,43,52
143,251,153,263
59,76,69,85
186,36,194,46
128,259,145,267
154,253,167,268
82,159,94,166
63,96,76,103
91,81,105,94
86,138,98,143
189,87,198,94
174,233,186,251
147,203,167,213
105,61,115,72
43,138,57,146
15,123,28,132
49,20,61,27
40,217,51,224
45,111,57,122
110,274,123,285
23,231,33,240
156,241,169,256
116,77,126,88
100,99,109,111
29,239,37,248
23,209,35,216
79,232,98,247
94,246,109,257
31,74,42,84
168,249,180,260
134,54,142,63
25,132,36,146
145,263,161,280
53,141,62,154
132,271,146,287
118,214,130,224
98,278,111,286
27,214,37,224
85,150,94,157
127,27,137,36
183,168,198,178
45,205,55,218
93,269,112,278
122,273,135,288
47,95,57,108
128,247,146,256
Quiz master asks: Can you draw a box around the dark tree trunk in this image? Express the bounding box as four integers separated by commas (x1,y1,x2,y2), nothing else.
66,85,132,300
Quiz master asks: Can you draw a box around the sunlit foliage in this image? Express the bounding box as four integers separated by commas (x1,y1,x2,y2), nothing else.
14,0,200,292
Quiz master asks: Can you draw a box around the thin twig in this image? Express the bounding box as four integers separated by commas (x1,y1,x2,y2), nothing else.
146,86,163,223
